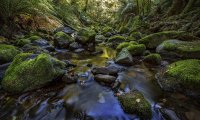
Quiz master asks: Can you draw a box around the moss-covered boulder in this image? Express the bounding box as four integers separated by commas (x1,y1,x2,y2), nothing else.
138,31,184,49
144,53,162,65
28,35,42,41
15,38,31,47
127,44,146,56
0,44,21,64
54,31,73,49
108,35,126,43
159,59,200,96
1,53,66,93
116,41,138,51
76,28,96,45
118,91,152,119
115,48,133,65
156,40,200,59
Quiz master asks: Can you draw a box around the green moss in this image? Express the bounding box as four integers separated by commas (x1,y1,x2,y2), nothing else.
0,44,21,64
165,59,200,89
55,31,72,41
127,44,146,55
1,53,66,93
28,35,41,41
126,36,136,42
118,91,152,119
77,28,96,44
129,32,142,40
116,41,138,51
144,53,162,65
108,35,126,43
138,31,185,49
15,39,31,47
158,40,200,59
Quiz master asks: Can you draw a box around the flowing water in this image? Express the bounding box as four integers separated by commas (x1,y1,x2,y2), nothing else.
0,46,200,120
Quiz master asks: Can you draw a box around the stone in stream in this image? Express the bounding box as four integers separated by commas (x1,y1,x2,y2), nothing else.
62,72,78,84
143,53,162,65
94,74,116,85
1,53,66,93
115,48,133,65
92,66,120,76
156,39,200,59
54,31,74,49
0,44,21,64
118,91,152,119
158,59,200,97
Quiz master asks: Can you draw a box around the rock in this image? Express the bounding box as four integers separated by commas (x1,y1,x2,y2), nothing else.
129,32,143,40
54,31,73,49
94,74,116,85
116,41,138,52
55,27,75,35
0,44,21,64
15,38,31,47
75,28,96,45
107,35,126,46
138,31,185,49
127,44,146,56
118,91,152,119
32,39,49,47
92,66,120,76
1,53,66,93
95,35,107,43
156,39,200,59
28,35,42,41
143,53,162,65
115,48,133,65
53,51,73,60
69,42,82,50
158,59,200,97
22,44,49,54
62,72,78,84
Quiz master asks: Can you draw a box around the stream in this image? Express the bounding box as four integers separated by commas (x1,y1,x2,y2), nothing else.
0,46,200,120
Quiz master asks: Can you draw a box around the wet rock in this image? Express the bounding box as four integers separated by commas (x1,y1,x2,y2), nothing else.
92,66,120,76
115,48,133,65
118,91,152,119
1,53,66,93
138,31,184,49
95,35,107,43
69,42,82,50
107,35,126,47
22,44,49,54
158,59,200,97
74,48,86,53
54,31,73,49
55,26,75,35
156,39,200,59
94,74,116,85
0,44,21,64
53,51,73,60
143,53,162,65
32,39,49,46
62,72,78,84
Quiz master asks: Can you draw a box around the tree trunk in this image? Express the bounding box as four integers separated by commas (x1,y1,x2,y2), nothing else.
167,0,187,16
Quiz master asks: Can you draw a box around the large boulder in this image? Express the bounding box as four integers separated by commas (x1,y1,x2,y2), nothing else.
1,53,66,93
143,53,162,65
0,44,21,64
115,48,133,65
118,91,152,119
76,28,96,45
54,31,73,49
138,31,184,49
156,39,200,59
158,59,200,97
